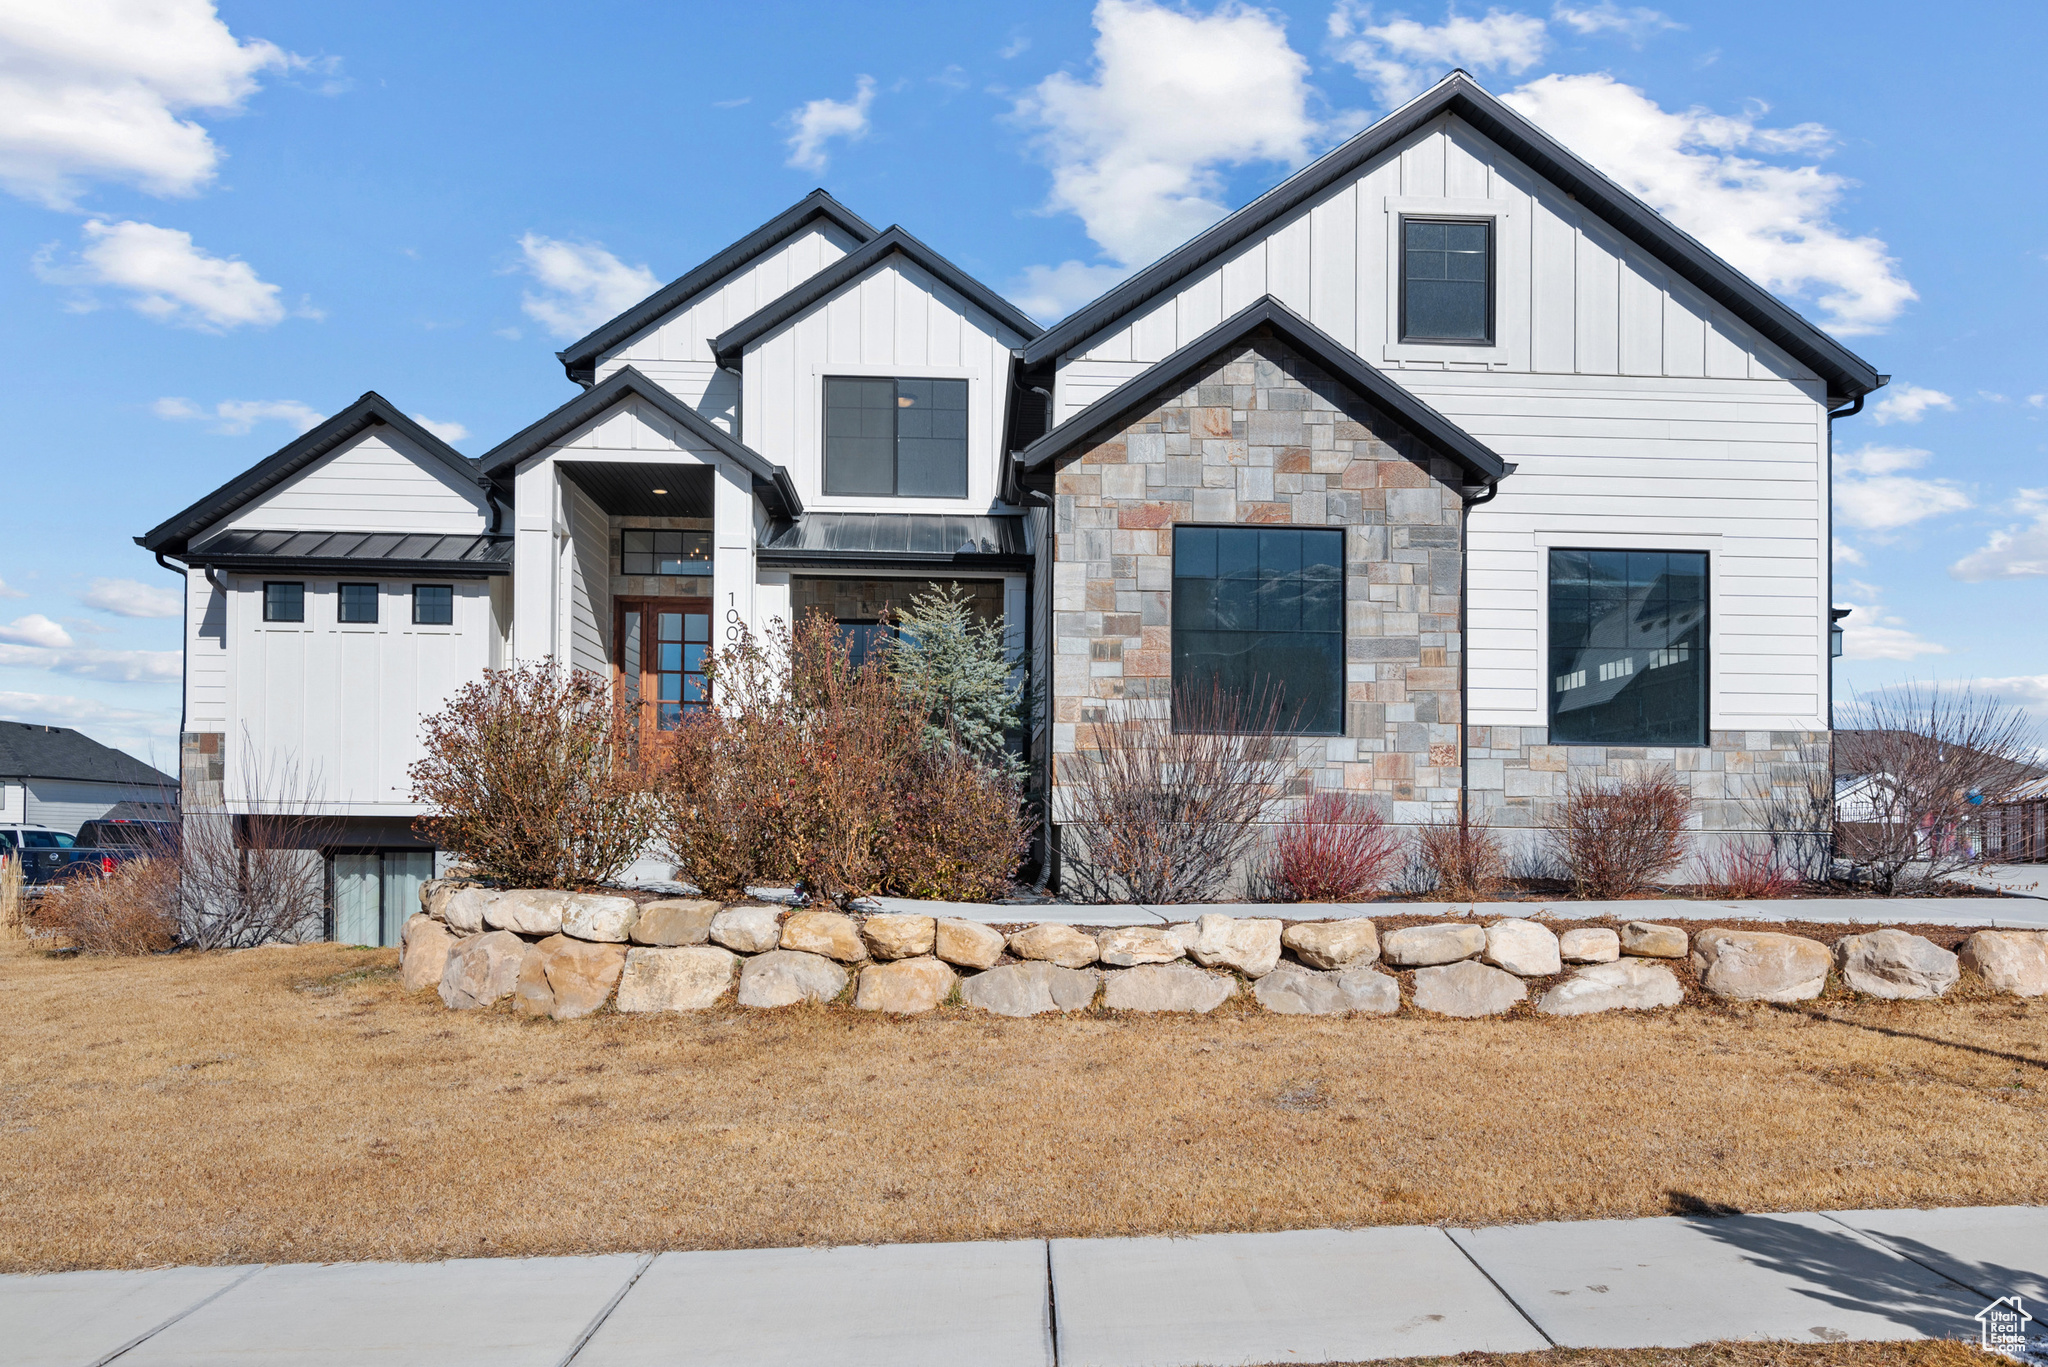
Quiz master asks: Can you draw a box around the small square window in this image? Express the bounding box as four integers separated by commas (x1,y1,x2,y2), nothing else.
412,584,454,626
263,581,304,623
1401,217,1494,344
338,583,379,624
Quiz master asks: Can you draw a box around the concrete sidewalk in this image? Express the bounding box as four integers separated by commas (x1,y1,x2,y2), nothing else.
7,1207,2042,1367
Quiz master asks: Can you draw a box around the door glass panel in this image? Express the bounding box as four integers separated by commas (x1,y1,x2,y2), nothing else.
620,608,641,703
381,852,432,948
332,853,380,945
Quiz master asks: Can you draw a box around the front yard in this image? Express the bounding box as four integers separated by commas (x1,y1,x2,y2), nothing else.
1,939,2043,1274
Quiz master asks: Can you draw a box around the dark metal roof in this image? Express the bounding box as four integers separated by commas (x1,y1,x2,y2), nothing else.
476,366,801,519
711,226,1043,368
1015,295,1510,486
0,722,176,787
1020,72,1884,404
757,513,1030,569
554,190,880,386
138,393,481,558
185,530,513,578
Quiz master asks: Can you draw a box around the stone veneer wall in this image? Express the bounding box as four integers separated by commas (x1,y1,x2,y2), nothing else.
1048,334,1467,828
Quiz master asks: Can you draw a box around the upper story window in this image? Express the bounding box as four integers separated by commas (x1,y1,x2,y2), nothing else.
1400,217,1493,345
823,376,968,499
263,581,304,623
621,529,711,575
1548,549,1708,746
338,583,379,624
412,584,454,626
1172,526,1345,736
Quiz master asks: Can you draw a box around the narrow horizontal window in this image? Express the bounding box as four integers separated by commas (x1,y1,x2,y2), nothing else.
621,528,711,576
1547,548,1708,746
1401,217,1493,344
338,583,379,624
263,581,304,623
823,376,969,498
1172,525,1344,736
412,584,453,626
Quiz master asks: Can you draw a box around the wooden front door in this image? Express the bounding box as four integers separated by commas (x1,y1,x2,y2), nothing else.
615,597,711,728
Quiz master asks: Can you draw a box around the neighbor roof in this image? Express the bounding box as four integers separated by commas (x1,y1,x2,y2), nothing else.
138,393,479,558
0,722,175,788
1014,295,1510,486
476,366,802,519
184,530,513,578
710,225,1042,368
555,189,879,385
1021,72,1885,404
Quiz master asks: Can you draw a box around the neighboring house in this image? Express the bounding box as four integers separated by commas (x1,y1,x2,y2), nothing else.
0,723,177,836
139,71,1883,928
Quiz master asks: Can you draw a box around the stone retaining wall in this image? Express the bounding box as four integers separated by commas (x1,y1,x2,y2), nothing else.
400,880,2048,1021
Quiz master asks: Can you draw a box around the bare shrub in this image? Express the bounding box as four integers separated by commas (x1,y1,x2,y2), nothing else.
411,662,650,890
1257,791,1404,903
37,857,180,954
1064,682,1285,904
890,745,1028,902
1413,812,1508,901
1737,738,1836,883
0,847,23,940
1699,841,1798,899
1835,683,2041,893
179,747,338,949
1548,769,1692,899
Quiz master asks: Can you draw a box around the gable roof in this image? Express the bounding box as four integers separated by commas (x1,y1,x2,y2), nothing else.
1014,295,1510,487
710,225,1043,368
0,721,175,788
555,189,879,385
1021,72,1885,404
137,393,479,558
475,366,802,518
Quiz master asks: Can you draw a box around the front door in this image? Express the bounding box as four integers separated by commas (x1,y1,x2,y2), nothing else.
615,598,712,728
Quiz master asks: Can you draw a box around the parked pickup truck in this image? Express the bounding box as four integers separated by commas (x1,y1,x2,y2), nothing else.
0,824,144,888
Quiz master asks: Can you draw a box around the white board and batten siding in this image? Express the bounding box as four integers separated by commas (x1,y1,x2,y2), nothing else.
594,220,864,426
509,394,758,668
1050,112,1831,733
741,255,1032,513
199,427,489,538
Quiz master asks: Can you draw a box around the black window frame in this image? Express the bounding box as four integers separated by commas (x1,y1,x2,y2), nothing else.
1546,547,1710,748
1170,523,1346,738
821,375,971,499
620,528,712,576
1398,214,1496,346
262,581,305,623
337,582,380,625
412,584,454,626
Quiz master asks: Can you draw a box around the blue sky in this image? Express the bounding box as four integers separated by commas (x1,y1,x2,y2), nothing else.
1,0,2044,763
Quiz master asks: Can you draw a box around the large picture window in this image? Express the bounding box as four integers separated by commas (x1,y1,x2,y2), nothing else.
1400,217,1493,344
1172,526,1344,735
823,376,969,498
1548,549,1708,746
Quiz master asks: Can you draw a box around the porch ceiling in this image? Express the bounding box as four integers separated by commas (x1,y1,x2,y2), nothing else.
556,462,714,518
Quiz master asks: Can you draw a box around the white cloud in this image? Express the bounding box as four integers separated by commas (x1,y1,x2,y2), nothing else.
1973,675,2048,719
2028,394,2045,409
1951,490,2048,581
0,0,296,210
784,74,875,174
1015,0,1329,271
0,614,74,648
410,414,469,443
0,579,26,600
1833,445,1972,532
1832,587,1947,662
514,233,659,340
1501,73,1915,335
153,395,323,434
1870,382,1956,425
1000,35,1032,60
80,577,181,618
1550,2,1681,42
38,218,290,329
1008,259,1136,323
1831,537,1863,567
1328,3,1548,105
0,642,181,682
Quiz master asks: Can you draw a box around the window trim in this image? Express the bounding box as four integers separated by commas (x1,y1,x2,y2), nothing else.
820,373,971,500
1169,522,1347,738
262,580,305,623
1398,214,1496,347
411,583,454,626
337,581,380,625
1544,545,1711,748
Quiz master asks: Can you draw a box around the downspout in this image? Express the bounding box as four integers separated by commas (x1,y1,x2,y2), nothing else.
1022,486,1057,893
153,552,191,743
1824,392,1867,733
1457,477,1504,824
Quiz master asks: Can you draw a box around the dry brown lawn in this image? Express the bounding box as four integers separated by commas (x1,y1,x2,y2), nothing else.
1,939,2044,1274
1311,1345,2003,1367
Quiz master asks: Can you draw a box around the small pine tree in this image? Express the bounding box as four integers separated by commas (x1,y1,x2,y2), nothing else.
888,583,1025,774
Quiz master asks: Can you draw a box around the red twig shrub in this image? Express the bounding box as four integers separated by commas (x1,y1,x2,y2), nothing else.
1260,791,1403,902
36,857,179,955
1700,841,1798,899
1414,813,1508,901
1547,769,1692,899
411,662,650,889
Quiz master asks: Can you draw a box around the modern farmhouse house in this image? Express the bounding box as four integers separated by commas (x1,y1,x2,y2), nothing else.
139,73,1882,936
